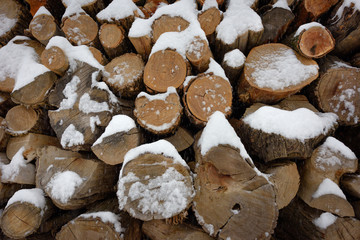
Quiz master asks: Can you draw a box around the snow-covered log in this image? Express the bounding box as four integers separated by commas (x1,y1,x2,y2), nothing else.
221,49,245,86
198,4,221,45
186,37,213,73
61,0,105,19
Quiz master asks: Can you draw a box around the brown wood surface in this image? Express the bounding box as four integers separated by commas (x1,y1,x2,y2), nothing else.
198,7,221,45
341,173,360,199
29,13,62,45
41,46,69,76
99,23,128,59
186,37,213,73
152,15,190,43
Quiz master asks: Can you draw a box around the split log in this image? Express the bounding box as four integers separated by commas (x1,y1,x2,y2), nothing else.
36,146,118,210
298,137,358,217
198,6,222,45
103,53,145,98
236,102,338,162
144,50,190,93
164,127,194,152
4,105,52,136
152,15,190,43
89,46,108,65
264,160,300,209
276,197,360,240
221,49,245,86
29,7,62,45
1,188,55,239
284,22,335,59
61,0,105,19
351,52,360,68
258,4,294,44
0,0,32,46
40,46,69,76
325,0,360,57
307,56,360,126
186,37,213,73
183,73,232,126
193,112,278,239
91,115,141,165
117,140,194,221
341,174,360,199
128,33,152,59
99,23,129,59
237,43,319,105
134,87,183,135
142,219,213,240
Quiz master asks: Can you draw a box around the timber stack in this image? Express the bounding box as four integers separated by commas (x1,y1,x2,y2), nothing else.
0,0,359,239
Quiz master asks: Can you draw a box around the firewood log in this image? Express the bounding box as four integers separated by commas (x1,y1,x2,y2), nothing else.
298,137,358,217
89,46,108,65
141,0,168,17
128,33,152,59
164,127,194,152
0,0,32,47
263,160,300,209
0,118,10,151
134,87,183,135
351,52,360,68
99,23,129,59
26,0,65,23
144,50,190,93
284,22,335,59
6,133,60,161
237,43,319,105
4,105,52,136
183,72,232,126
352,201,360,220
221,49,245,86
61,0,105,19
0,181,22,206
103,53,145,98
198,5,221,45
0,93,16,117
29,7,62,45
324,0,360,57
192,112,278,239
186,37,213,73
1,188,55,239
40,46,69,76
91,115,142,165
152,15,190,43
142,219,213,240
276,197,360,240
237,102,338,162
307,56,360,126
341,173,360,199
117,140,194,221
36,146,118,210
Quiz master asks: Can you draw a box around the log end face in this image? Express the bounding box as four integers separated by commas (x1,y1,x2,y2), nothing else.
299,27,335,58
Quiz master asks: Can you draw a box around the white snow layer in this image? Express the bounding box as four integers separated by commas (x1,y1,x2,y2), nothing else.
0,13,16,36
62,0,96,7
273,0,291,11
78,93,111,114
137,86,177,101
295,22,325,37
117,167,193,219
334,0,360,21
312,178,346,200
93,115,136,146
313,212,337,230
80,211,126,234
59,75,81,110
46,170,84,203
33,6,52,18
201,0,219,11
216,0,263,45
60,124,85,148
205,58,229,81
62,2,86,20
243,106,337,141
6,188,46,213
223,49,246,68
91,71,119,104
247,47,319,90
96,0,144,21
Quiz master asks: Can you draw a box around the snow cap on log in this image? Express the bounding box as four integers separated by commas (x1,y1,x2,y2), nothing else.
61,0,105,19
5,188,45,212
96,0,144,23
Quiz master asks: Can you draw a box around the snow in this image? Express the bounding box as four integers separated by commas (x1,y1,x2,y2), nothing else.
313,212,337,229
205,58,229,81
89,116,101,133
96,0,144,22
294,22,325,37
333,0,360,22
93,115,136,146
273,0,291,11
223,49,246,68
6,188,46,214
61,124,85,148
46,36,104,71
104,61,143,87
312,178,346,199
329,86,359,124
216,1,263,45
193,203,215,236
62,0,95,6
201,0,219,11
80,211,126,234
117,167,194,219
137,86,177,101
0,14,16,36
91,71,119,104
33,6,51,18
46,170,84,203
59,76,81,110
78,93,111,114
246,46,319,90
121,140,188,177
243,106,338,141
62,2,86,20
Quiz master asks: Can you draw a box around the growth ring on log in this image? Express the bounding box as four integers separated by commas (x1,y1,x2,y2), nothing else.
41,46,69,76
298,26,334,58
62,14,98,46
152,15,190,43
29,14,58,45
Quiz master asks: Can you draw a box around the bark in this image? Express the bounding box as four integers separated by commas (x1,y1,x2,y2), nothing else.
0,118,10,152
128,34,153,60
351,52,360,68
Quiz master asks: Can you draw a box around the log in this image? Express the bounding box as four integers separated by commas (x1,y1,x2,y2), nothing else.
103,53,145,98
164,127,194,152
89,46,108,65
341,174,360,199
99,23,128,60
307,56,360,126
183,73,232,126
221,49,245,86
142,219,213,240
0,93,16,117
134,87,183,135
237,102,338,162
36,146,118,210
141,0,168,17
117,140,194,221
1,188,55,239
264,160,300,209
152,15,190,43
144,50,190,93
4,105,52,136
40,46,69,76
284,22,335,59
198,6,221,45
298,137,358,217
29,6,62,45
0,0,32,47
91,115,142,165
186,37,213,73
276,197,360,240
128,33,152,59
61,0,105,19
192,112,278,239
237,43,319,105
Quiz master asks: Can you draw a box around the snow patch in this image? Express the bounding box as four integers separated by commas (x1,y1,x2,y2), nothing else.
61,124,84,148
312,178,346,199
333,0,360,22
91,71,119,104
59,76,81,110
0,14,16,36
205,58,229,82
273,0,291,11
201,0,219,11
79,93,111,114
6,188,46,214
223,49,245,68
96,0,144,22
33,6,52,18
137,86,177,101
295,22,325,37
80,211,126,234
329,86,358,124
313,212,337,229
89,116,101,133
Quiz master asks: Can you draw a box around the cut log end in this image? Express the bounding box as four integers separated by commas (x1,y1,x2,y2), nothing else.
62,14,99,46
298,26,335,58
29,14,59,45
5,105,39,136
41,46,69,76
152,15,190,43
99,23,127,59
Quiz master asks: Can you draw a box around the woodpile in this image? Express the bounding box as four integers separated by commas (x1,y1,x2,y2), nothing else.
0,0,359,239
